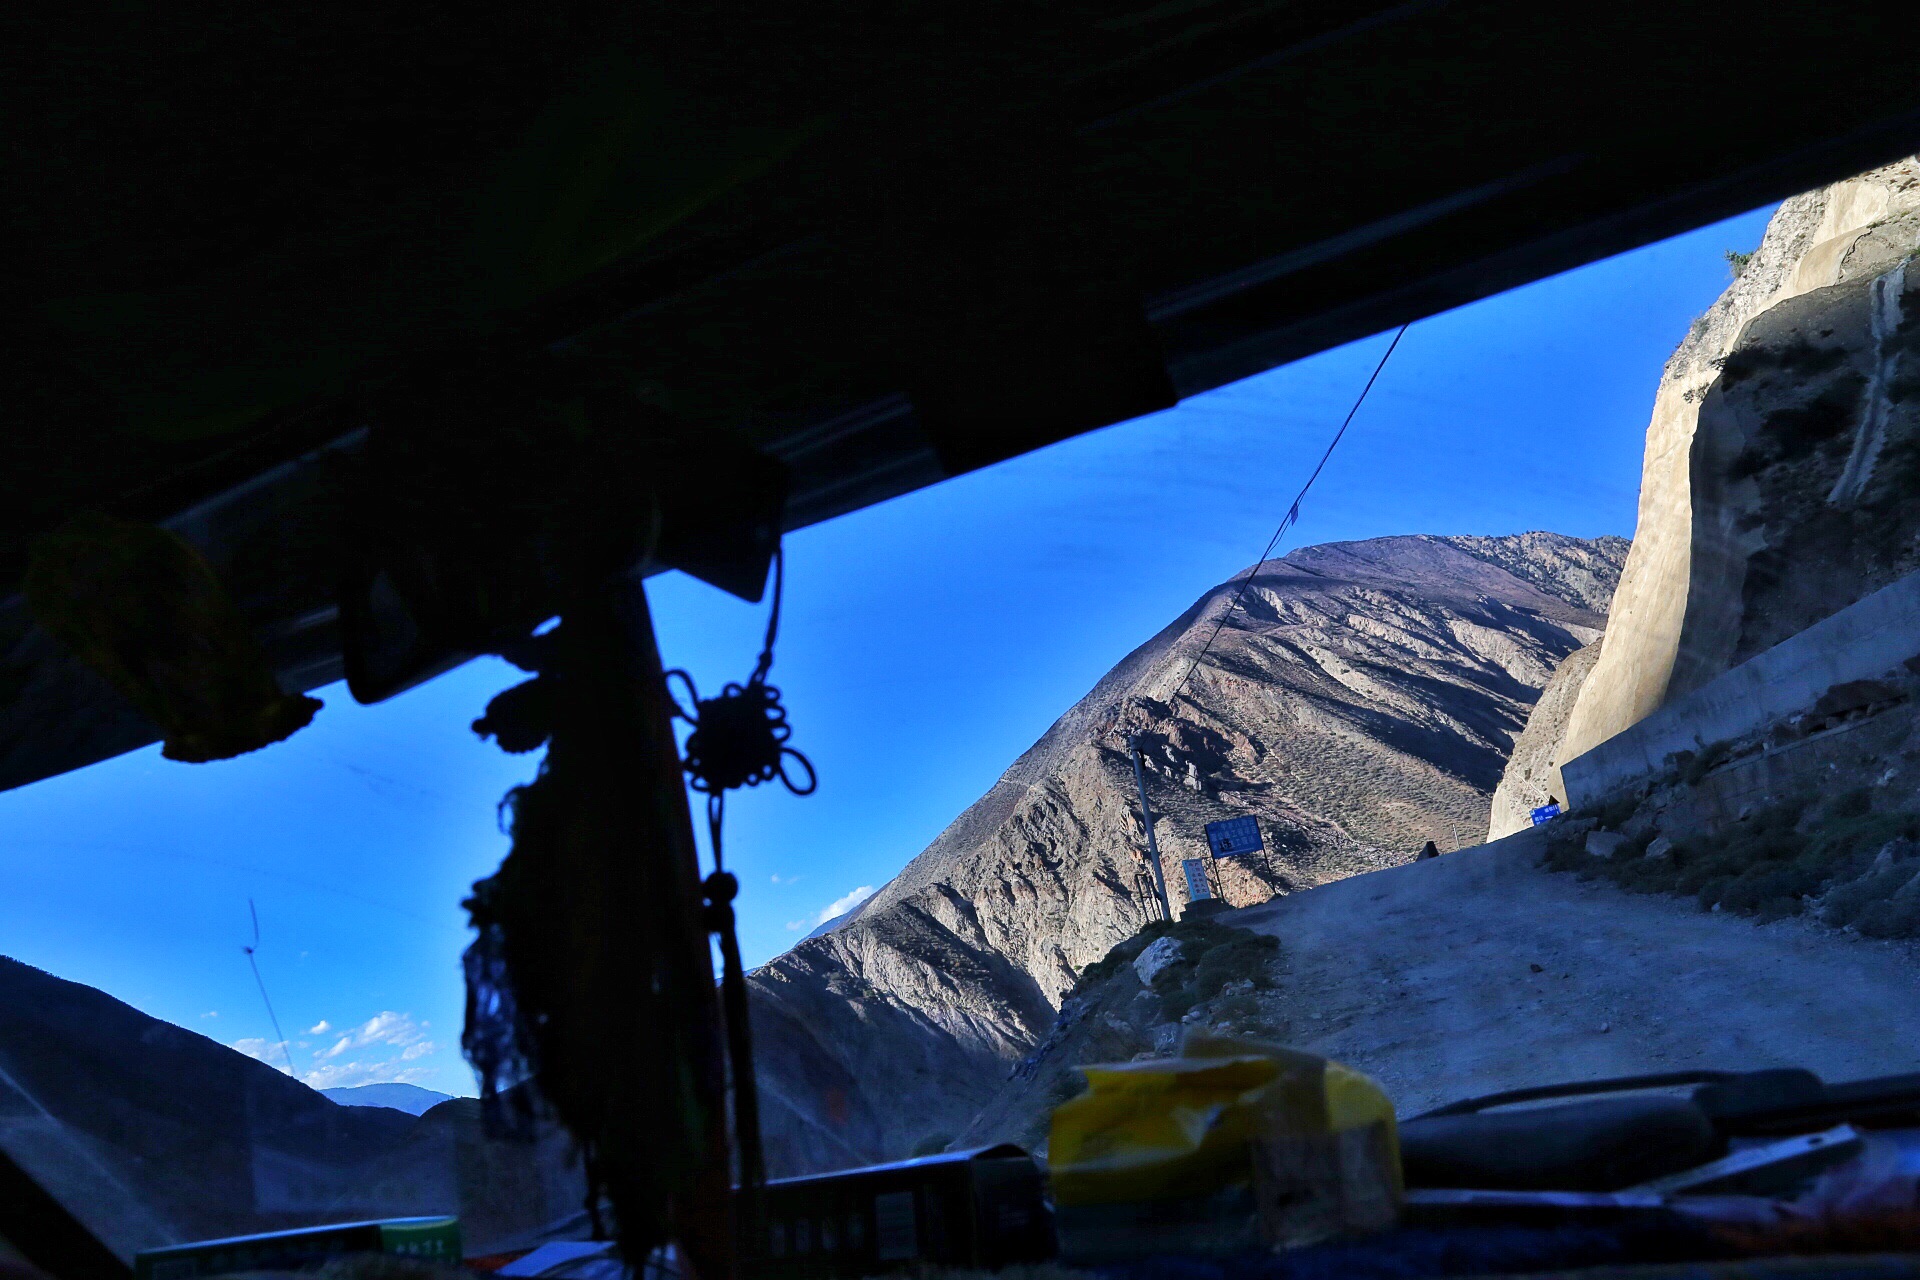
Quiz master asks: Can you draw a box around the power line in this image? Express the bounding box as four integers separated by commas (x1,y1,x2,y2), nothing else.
243,898,297,1078
1165,322,1411,710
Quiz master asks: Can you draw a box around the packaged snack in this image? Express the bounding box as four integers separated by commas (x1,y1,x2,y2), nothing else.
1048,1032,1400,1260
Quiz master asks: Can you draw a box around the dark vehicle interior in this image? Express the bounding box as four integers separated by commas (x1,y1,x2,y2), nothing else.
9,4,1920,1280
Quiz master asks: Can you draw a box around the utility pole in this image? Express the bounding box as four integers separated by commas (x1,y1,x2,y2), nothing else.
1128,735,1176,922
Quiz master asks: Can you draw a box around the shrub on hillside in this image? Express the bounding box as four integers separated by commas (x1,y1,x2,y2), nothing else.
1543,790,1920,933
1069,916,1282,1021
1855,894,1920,938
1152,924,1280,1020
1677,739,1734,787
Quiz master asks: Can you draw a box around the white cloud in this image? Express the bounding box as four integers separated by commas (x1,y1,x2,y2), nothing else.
200,1011,218,1019
820,884,874,920
312,1011,432,1062
301,1060,439,1090
788,885,874,931
238,1012,441,1091
770,873,802,885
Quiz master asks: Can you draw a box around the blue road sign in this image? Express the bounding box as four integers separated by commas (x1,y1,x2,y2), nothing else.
1530,803,1563,826
1205,815,1265,858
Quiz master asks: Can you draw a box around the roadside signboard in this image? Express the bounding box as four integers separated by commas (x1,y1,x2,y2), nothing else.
1530,803,1563,826
1181,859,1212,901
1204,815,1264,858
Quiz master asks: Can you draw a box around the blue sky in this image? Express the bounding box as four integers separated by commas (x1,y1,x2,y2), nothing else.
0,205,1773,1097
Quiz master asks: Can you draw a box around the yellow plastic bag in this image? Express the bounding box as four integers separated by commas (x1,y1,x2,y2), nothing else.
1048,1031,1400,1258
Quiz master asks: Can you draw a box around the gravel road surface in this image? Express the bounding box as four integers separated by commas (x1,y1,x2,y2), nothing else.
1228,826,1920,1116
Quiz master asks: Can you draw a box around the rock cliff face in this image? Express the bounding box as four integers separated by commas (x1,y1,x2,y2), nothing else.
1488,640,1601,839
751,532,1626,1174
1551,159,1920,795
1680,241,1920,688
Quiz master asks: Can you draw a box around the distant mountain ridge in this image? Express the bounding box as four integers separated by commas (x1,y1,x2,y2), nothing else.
0,954,415,1257
749,531,1628,1175
321,1083,455,1116
0,955,580,1261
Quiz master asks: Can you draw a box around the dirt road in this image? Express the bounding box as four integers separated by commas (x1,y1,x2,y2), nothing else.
1229,826,1920,1116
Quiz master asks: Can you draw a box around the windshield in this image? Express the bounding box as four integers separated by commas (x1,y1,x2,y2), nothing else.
9,173,1920,1271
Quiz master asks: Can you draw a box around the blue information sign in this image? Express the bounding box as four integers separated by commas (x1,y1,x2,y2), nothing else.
1182,859,1213,901
1205,815,1265,858
1530,803,1563,826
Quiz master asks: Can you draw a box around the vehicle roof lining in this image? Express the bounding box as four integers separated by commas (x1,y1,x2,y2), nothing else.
5,1,1920,789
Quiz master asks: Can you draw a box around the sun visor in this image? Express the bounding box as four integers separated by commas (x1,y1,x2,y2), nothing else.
340,387,786,703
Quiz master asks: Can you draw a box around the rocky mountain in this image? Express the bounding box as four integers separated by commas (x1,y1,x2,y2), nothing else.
750,531,1627,1175
1487,640,1600,837
0,954,424,1258
1523,158,1920,814
0,955,580,1261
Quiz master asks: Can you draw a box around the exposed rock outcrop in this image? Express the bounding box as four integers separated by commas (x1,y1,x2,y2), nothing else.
752,532,1626,1174
1679,247,1920,688
1555,159,1920,781
1487,640,1603,840
960,919,1284,1156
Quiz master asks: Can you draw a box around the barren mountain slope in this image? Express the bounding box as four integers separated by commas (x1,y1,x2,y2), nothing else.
750,532,1627,1174
0,955,587,1260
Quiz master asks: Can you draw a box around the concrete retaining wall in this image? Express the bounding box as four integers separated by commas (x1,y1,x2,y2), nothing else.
1562,568,1920,806
1636,705,1915,837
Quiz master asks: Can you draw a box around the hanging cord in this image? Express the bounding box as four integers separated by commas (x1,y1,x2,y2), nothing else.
1165,322,1410,709
242,899,297,1078
664,544,816,1207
